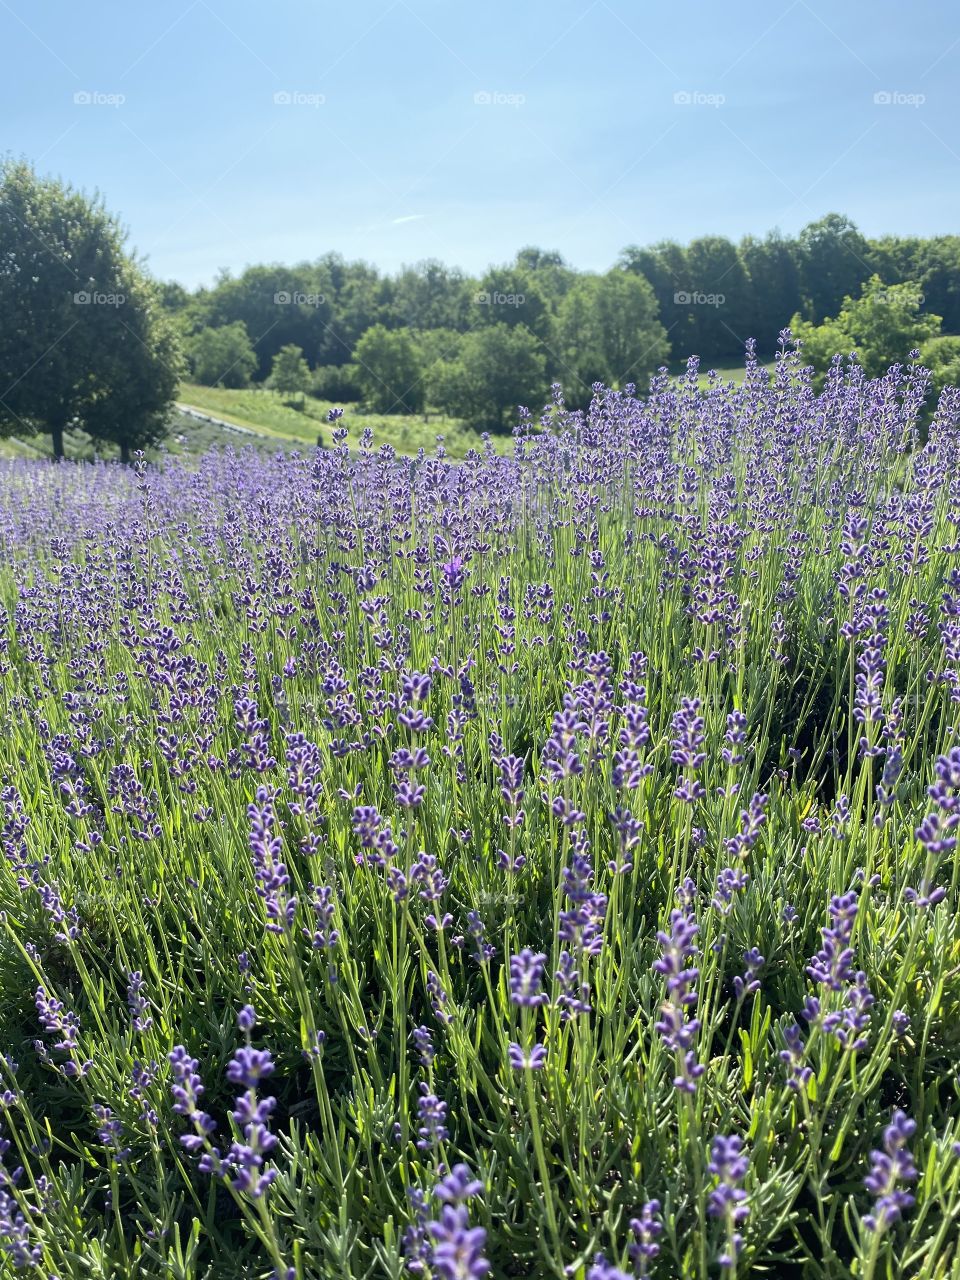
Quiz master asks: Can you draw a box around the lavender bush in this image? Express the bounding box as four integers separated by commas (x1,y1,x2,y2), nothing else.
1,337,959,1278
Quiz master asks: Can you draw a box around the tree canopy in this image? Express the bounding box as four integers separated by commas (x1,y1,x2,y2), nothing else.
792,275,941,385
0,158,182,458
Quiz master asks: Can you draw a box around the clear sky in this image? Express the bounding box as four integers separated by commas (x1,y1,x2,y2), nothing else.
2,0,958,287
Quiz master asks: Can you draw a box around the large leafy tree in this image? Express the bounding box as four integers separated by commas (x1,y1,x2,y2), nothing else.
792,275,941,385
389,260,474,331
868,235,960,335
354,324,425,414
427,323,546,430
919,335,960,401
0,157,182,459
474,267,553,341
186,322,258,388
270,343,311,406
620,240,695,359
557,271,668,405
739,231,803,356
797,214,872,325
513,247,577,306
683,236,753,362
81,269,184,461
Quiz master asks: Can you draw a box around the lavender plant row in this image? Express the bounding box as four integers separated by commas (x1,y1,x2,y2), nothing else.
1,342,959,1279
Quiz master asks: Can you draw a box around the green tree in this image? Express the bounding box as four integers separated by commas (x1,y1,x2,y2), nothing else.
620,240,693,360
0,158,181,458
195,262,336,378
354,325,424,413
186,322,258,388
738,231,803,356
867,235,960,335
428,323,546,430
919,335,960,401
792,275,941,386
682,236,753,362
270,343,311,406
389,261,473,331
557,271,668,404
82,273,184,462
311,363,363,403
798,214,872,325
415,328,462,371
474,267,553,341
513,247,577,306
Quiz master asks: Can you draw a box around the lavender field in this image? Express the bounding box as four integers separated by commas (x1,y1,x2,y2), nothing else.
1,343,959,1280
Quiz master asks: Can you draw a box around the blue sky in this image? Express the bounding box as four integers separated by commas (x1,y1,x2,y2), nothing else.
2,0,958,287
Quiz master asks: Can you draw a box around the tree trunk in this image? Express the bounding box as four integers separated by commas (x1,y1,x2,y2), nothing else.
50,421,65,460
120,439,131,464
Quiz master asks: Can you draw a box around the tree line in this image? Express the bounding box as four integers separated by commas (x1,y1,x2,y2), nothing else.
167,213,960,427
3,156,960,457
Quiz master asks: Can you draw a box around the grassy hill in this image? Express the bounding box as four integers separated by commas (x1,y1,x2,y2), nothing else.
177,385,511,457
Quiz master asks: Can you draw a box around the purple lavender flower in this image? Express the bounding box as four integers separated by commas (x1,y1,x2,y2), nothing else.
671,698,707,769
733,948,763,1002
559,850,607,956
806,891,858,991
779,1023,812,1092
435,1165,484,1204
0,1186,42,1270
93,1104,131,1163
416,1085,449,1150
725,793,768,860
402,1187,431,1274
863,1110,917,1233
169,1045,219,1155
428,1206,490,1280
498,754,526,829
413,1025,435,1066
440,556,468,592
708,1135,750,1268
722,711,748,766
305,884,340,953
457,910,495,963
836,970,875,1051
508,1042,547,1071
248,787,296,934
712,867,749,915
35,987,80,1055
587,1255,630,1280
127,971,153,1033
653,910,704,1093
555,950,591,1020
225,1042,278,1198
427,971,452,1026
628,1200,663,1277
420,1163,490,1277
509,949,548,1007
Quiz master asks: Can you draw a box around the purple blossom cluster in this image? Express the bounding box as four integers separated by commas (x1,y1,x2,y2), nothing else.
0,355,958,1277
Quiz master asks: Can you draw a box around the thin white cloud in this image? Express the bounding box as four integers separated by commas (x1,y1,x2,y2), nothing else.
392,213,426,224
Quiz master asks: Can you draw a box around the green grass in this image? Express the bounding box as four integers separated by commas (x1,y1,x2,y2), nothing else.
179,384,511,457
667,358,778,390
